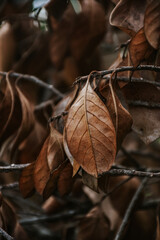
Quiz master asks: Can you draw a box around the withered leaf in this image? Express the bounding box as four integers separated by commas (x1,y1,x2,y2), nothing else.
129,28,154,67
43,160,71,199
100,84,132,149
58,161,73,196
64,81,116,177
34,137,50,195
47,124,65,172
144,0,160,49
19,162,35,198
77,206,110,240
110,0,146,36
123,82,160,144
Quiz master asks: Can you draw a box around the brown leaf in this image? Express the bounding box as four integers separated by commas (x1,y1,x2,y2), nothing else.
129,28,154,67
64,81,116,177
123,82,160,143
77,206,110,240
144,0,160,49
47,124,65,172
43,160,68,199
82,170,99,192
58,162,73,196
19,162,35,198
34,137,50,195
0,22,16,71
70,0,106,61
110,0,146,36
100,84,132,150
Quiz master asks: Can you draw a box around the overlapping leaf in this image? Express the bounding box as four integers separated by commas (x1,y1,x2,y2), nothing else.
64,80,116,177
144,0,160,49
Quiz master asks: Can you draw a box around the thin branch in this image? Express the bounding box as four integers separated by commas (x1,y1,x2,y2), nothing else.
0,227,14,240
139,198,160,210
128,100,160,108
48,111,68,123
0,164,30,173
19,210,78,225
114,177,148,240
0,182,19,191
101,167,160,178
75,65,160,83
0,71,64,101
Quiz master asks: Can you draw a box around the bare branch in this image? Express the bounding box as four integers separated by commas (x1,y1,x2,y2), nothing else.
101,167,160,178
0,227,14,240
0,182,19,191
115,177,148,240
0,164,30,173
0,71,64,101
76,65,160,82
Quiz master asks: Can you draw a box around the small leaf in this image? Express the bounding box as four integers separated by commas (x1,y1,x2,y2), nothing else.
47,125,65,172
129,28,154,67
19,162,35,198
64,80,116,177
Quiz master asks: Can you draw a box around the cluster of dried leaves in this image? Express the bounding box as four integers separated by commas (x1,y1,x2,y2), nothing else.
0,0,160,239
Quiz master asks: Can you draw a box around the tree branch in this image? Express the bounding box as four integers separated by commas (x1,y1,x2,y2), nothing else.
114,177,148,240
0,227,14,240
0,71,64,101
0,164,30,173
76,65,160,82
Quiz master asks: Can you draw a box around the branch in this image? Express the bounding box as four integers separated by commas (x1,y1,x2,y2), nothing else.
0,182,19,191
76,65,160,82
0,164,30,173
19,210,78,225
128,100,160,108
114,177,148,240
0,71,64,101
101,167,160,178
139,198,160,210
0,227,14,240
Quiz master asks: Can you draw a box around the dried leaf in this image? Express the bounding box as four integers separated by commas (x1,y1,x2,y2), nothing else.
34,137,50,195
0,22,16,71
19,162,35,198
144,0,160,49
110,0,146,36
58,161,73,196
77,206,110,240
100,84,132,150
64,81,116,177
123,82,160,143
129,28,154,67
82,170,99,192
47,125,65,172
43,160,68,199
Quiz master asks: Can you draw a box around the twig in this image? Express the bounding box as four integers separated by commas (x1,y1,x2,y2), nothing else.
0,14,46,23
48,111,68,123
101,168,160,178
75,65,160,83
19,210,78,225
0,164,30,173
0,227,14,240
114,177,148,240
0,182,19,191
0,71,64,101
128,100,160,108
139,198,160,210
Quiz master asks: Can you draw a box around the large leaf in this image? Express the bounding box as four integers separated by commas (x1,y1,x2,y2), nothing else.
110,0,146,36
64,81,116,177
144,0,160,49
